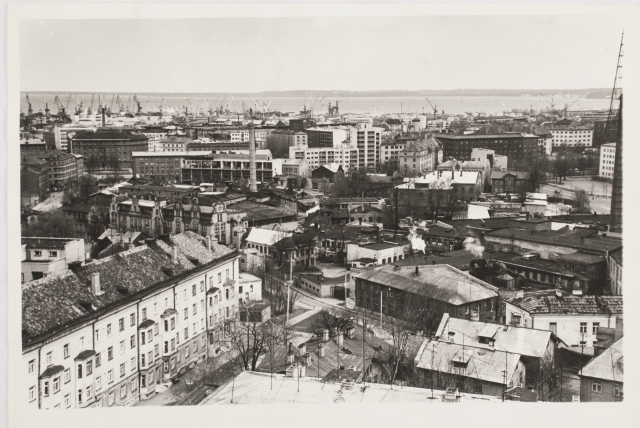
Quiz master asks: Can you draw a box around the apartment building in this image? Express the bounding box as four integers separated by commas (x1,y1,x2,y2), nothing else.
138,128,169,152
380,140,407,166
354,124,383,172
434,133,538,161
289,145,358,171
22,233,247,409
306,127,349,148
599,142,616,179
21,237,86,284
547,125,594,148
69,130,149,170
181,150,274,185
132,151,211,183
398,138,441,175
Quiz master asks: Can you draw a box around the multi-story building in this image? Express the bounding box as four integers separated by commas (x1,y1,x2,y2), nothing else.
599,142,616,179
22,233,247,409
21,150,82,192
109,196,232,245
434,133,538,161
355,264,501,329
490,171,531,195
180,150,274,185
21,237,86,283
281,159,310,177
270,130,308,148
306,127,349,149
21,163,50,203
289,118,315,132
138,128,169,152
380,140,407,166
504,292,622,348
398,138,441,176
132,151,211,182
158,136,193,153
288,146,358,171
547,125,594,148
352,124,383,171
608,248,622,296
70,130,149,170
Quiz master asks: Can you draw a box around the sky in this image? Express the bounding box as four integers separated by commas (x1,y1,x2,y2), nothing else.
19,15,624,93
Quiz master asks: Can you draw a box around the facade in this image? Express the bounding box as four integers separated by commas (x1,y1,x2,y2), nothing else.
281,159,310,177
547,125,594,148
289,145,358,171
490,171,531,195
21,237,86,284
434,133,538,161
158,136,193,152
70,130,149,170
139,128,169,152
579,338,623,402
132,151,211,183
355,264,501,330
270,130,308,148
503,293,622,348
244,228,291,256
22,237,247,408
21,150,83,192
599,142,616,179
21,164,50,202
398,138,441,175
181,151,274,185
306,127,349,149
380,140,407,166
347,241,411,267
354,124,383,172
608,248,622,296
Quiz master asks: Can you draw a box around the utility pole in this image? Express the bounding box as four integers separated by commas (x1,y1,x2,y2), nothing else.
286,252,292,325
379,290,383,326
394,186,398,240
362,316,366,388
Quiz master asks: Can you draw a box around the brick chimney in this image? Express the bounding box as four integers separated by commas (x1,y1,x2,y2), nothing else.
206,235,212,251
298,342,307,355
91,272,102,295
171,247,178,264
318,342,325,357
322,329,329,342
338,332,344,347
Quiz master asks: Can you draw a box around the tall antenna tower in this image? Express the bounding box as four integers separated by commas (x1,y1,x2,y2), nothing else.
608,32,623,233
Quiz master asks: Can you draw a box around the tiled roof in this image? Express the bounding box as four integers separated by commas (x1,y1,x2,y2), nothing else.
510,294,623,315
356,265,498,305
415,340,521,385
21,237,79,250
580,338,623,382
610,248,622,265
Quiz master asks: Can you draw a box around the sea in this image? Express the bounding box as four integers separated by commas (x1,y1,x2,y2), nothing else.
21,93,611,116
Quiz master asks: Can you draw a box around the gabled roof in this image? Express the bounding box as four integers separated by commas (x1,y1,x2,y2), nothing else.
245,228,292,246
490,171,531,180
435,314,557,358
356,265,498,305
415,340,521,385
486,227,622,253
580,338,623,382
509,294,623,316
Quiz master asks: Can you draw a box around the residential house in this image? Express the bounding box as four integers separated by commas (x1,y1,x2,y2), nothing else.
579,338,623,402
21,237,86,284
490,171,531,195
347,240,411,267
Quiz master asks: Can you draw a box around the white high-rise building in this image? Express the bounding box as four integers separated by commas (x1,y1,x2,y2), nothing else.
599,142,616,179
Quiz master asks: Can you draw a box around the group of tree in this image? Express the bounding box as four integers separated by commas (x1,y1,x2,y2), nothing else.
84,154,122,172
62,175,99,206
264,135,290,159
23,209,84,239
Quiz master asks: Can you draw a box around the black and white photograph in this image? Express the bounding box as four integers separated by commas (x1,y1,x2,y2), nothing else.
4,4,639,425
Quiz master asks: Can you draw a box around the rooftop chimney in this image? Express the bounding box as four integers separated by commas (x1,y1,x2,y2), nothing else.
299,342,307,355
101,107,106,128
322,329,329,342
338,332,344,347
249,124,257,192
415,266,419,275
286,351,295,365
206,235,212,251
91,272,102,295
171,247,178,265
318,342,325,357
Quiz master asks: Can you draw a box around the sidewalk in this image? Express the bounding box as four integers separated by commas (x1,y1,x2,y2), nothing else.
286,308,319,327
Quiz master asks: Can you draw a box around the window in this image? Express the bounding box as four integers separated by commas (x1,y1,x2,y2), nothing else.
592,323,600,335
108,370,114,383
154,303,158,314
107,324,112,337
170,318,175,330
165,298,169,308
185,346,190,358
63,344,69,358
120,341,125,354
34,250,42,257
192,284,197,296
164,341,169,353
86,360,92,376
64,393,70,408
28,359,35,374
154,324,159,336
200,281,204,292
184,328,189,340
141,332,146,345
193,304,197,315
164,320,169,332
96,376,101,391
592,380,602,393
218,272,222,283
77,364,83,379
141,308,147,321
155,344,159,356
108,347,113,360
64,368,70,383
53,376,60,393
130,335,136,349
130,313,135,326
95,329,100,343
108,391,115,406
46,351,52,366
77,389,82,404
131,357,136,370
141,374,146,388
148,351,153,365
580,323,588,334
86,386,92,399
148,371,154,384
95,352,101,367
171,339,176,351
615,384,623,398
120,363,125,378
131,378,137,392
120,385,127,400
164,361,169,372
183,289,187,300
119,318,125,332
184,308,188,319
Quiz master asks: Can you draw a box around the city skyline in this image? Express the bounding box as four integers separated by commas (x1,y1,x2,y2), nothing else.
20,15,623,93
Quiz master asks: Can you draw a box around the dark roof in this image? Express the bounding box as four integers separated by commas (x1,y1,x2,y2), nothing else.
226,200,296,223
395,249,475,271
610,248,622,265
357,265,498,305
434,133,534,140
486,227,622,254
401,138,440,153
75,350,96,360
420,225,464,239
138,319,156,329
485,251,583,277
556,252,606,264
21,237,78,250
509,294,623,315
490,171,531,180
40,365,64,378
360,242,402,251
443,218,514,232
72,130,148,141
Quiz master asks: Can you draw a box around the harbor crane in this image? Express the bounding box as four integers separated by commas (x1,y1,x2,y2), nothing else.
540,94,556,111
26,94,33,115
562,98,581,118
425,97,437,119
328,94,344,115
133,94,143,114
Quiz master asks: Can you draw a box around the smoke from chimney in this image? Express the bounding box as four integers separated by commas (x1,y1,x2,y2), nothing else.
249,124,257,192
408,226,426,254
463,237,484,258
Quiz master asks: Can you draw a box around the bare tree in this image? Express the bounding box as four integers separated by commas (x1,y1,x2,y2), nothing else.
573,189,591,214
378,325,410,386
228,315,287,371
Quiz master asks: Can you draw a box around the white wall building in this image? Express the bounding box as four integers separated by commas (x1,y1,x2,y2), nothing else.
289,145,357,171
548,126,594,148
599,142,616,179
346,241,411,267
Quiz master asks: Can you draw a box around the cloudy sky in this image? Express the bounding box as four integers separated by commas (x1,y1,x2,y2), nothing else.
20,15,624,93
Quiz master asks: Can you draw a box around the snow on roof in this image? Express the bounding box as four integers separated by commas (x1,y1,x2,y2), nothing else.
245,228,292,246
